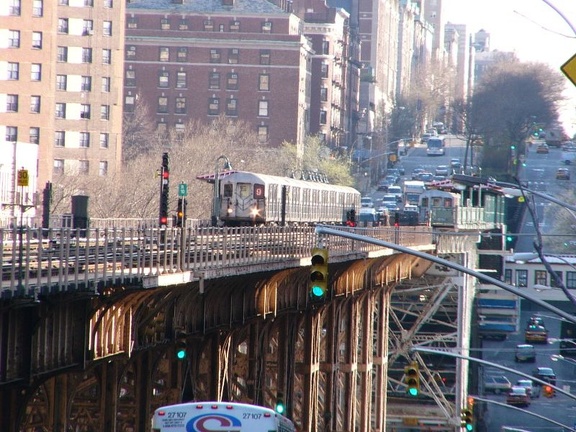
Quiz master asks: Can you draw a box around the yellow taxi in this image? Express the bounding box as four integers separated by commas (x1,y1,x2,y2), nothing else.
524,324,548,343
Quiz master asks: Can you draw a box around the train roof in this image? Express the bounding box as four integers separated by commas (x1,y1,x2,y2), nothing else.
197,170,360,194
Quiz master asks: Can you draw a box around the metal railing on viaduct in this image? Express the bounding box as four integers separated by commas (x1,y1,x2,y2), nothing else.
0,224,447,432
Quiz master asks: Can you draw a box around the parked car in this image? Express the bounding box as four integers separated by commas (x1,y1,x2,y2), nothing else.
516,379,539,398
532,367,556,386
556,167,570,180
506,386,531,407
484,375,512,394
515,344,536,363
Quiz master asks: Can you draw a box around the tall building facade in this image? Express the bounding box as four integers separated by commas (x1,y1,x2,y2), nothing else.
124,0,313,150
0,0,124,225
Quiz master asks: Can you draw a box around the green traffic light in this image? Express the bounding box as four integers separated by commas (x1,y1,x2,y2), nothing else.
177,350,186,360
407,387,419,397
275,403,285,414
311,284,325,298
465,425,473,431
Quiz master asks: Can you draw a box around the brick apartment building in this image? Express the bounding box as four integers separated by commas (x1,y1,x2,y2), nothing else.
0,0,124,225
125,0,314,149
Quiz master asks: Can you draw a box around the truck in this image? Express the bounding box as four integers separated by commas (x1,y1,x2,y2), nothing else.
559,320,576,356
561,147,576,164
403,180,426,206
544,128,569,148
476,289,519,340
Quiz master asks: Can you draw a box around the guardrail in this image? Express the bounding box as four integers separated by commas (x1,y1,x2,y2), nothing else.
0,225,434,299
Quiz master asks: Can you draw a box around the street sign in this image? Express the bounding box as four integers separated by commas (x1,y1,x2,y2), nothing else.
178,182,188,197
561,53,576,87
17,169,28,187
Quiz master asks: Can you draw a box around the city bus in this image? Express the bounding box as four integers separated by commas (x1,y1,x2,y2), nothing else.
151,401,296,432
426,137,446,156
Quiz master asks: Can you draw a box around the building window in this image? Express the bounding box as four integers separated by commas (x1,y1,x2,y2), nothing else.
208,97,219,115
84,0,93,6
227,72,238,90
320,87,328,101
55,131,65,147
9,0,21,15
228,48,239,64
32,0,43,16
102,77,111,92
29,127,39,144
210,49,221,63
158,97,168,113
80,104,91,119
54,159,64,175
9,30,20,47
82,48,92,63
99,161,108,176
103,21,112,36
125,95,135,112
83,20,93,35
209,72,220,90
534,270,547,287
159,47,170,62
257,125,268,143
567,272,576,289
80,132,90,148
258,100,269,117
179,19,189,30
58,0,68,4
319,110,327,124
504,269,512,285
79,160,89,175
176,72,187,88
58,19,68,34
126,46,136,59
102,49,111,64
258,74,269,91
219,24,224,32
175,97,186,114
161,18,170,30
260,50,270,65
321,62,329,78
226,97,237,116
6,126,17,142
158,71,169,88
7,62,19,80
125,70,136,87
57,46,68,62
322,40,329,55
6,95,18,112
55,103,66,118
100,133,109,148
30,96,41,113
56,75,67,90
127,17,137,29
516,270,528,288
177,47,188,62
32,31,42,49
100,105,110,120
31,64,41,81
230,20,240,32
203,19,213,31
81,76,92,91
261,21,272,33
104,0,112,7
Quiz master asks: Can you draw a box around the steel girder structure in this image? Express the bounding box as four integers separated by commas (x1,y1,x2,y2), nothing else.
3,251,432,431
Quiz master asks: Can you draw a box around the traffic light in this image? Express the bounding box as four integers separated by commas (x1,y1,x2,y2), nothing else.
346,209,356,227
176,198,186,228
404,362,420,397
394,212,400,227
159,152,170,227
505,234,514,250
176,340,187,360
461,407,473,431
275,393,285,414
309,247,329,301
510,144,516,150
543,385,555,398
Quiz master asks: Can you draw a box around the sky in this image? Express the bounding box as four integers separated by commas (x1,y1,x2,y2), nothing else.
443,0,576,136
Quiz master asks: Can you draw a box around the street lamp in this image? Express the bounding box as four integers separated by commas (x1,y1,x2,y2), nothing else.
551,353,576,365
211,155,233,227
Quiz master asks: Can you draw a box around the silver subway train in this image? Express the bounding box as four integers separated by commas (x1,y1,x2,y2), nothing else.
200,171,361,226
